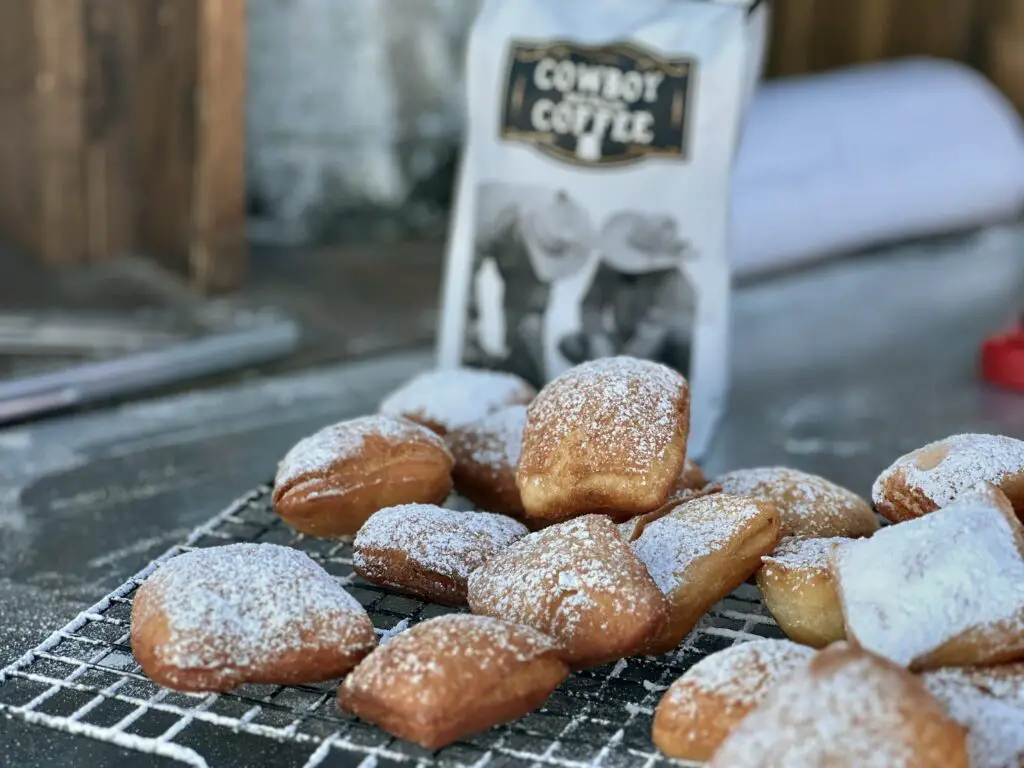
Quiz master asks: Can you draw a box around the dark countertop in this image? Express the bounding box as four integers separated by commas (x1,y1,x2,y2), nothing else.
2,224,1024,765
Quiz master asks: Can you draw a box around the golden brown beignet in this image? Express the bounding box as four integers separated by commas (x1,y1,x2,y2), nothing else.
338,615,568,750
710,643,970,768
466,514,667,668
379,367,535,436
832,484,1024,670
652,639,813,761
516,356,689,524
445,405,527,517
757,536,850,648
872,433,1024,523
352,503,528,605
132,543,375,692
714,466,879,542
272,415,453,537
921,664,1024,768
630,493,781,655
673,458,707,497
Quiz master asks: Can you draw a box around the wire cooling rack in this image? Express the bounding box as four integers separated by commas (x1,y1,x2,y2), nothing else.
0,485,788,768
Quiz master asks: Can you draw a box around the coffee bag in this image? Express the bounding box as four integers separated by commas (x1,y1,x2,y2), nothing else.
438,0,769,459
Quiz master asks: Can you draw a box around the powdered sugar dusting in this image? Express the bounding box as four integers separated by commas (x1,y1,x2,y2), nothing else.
137,543,373,679
632,494,766,593
872,433,1024,509
379,368,534,432
762,536,848,571
275,415,446,487
711,648,934,768
353,503,528,582
833,497,1024,668
467,514,663,642
923,667,1024,768
939,664,1024,706
716,466,875,538
451,404,527,471
666,639,813,717
343,614,561,706
522,356,686,475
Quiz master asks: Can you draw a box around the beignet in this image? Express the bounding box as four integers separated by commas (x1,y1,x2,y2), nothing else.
517,356,689,524
467,514,667,668
132,543,375,692
338,615,567,749
273,415,453,537
353,503,528,605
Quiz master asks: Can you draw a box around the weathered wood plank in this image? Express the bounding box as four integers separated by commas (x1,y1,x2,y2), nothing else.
30,0,88,265
980,0,1024,112
191,0,248,292
132,0,199,277
0,0,248,285
82,0,139,263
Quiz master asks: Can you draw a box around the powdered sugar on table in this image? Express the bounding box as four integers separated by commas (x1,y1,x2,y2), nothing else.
275,415,445,487
833,498,1024,668
137,543,372,673
872,433,1024,509
353,504,528,581
379,368,534,432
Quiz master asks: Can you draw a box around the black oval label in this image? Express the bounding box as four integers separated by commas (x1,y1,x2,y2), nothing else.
500,40,695,167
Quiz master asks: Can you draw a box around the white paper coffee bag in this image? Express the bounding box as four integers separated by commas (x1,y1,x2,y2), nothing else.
438,0,769,459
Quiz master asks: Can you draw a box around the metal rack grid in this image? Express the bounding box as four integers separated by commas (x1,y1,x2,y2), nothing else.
0,485,788,768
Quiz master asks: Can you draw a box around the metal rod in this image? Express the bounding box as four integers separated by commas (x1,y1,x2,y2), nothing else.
0,320,300,425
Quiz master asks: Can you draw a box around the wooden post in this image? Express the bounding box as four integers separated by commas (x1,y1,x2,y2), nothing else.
979,0,1024,114
82,0,139,263
191,0,248,292
0,0,248,291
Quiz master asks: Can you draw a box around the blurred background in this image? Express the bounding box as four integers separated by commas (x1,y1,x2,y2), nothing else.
1,0,1022,398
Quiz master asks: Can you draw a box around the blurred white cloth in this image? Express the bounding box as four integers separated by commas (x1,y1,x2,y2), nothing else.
731,58,1024,278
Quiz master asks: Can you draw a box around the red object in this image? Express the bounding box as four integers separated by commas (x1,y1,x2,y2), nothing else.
981,320,1024,392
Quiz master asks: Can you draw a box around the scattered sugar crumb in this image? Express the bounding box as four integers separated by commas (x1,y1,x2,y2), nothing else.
377,618,412,645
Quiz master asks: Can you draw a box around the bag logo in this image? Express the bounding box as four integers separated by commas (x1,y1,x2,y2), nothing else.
501,40,695,167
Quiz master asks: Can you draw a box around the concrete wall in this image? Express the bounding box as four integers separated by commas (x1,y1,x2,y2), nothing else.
246,0,479,243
